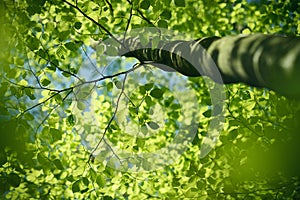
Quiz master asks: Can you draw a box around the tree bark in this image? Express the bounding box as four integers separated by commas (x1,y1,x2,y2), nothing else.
120,34,300,98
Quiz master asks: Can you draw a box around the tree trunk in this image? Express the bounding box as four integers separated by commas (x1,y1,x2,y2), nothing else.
120,34,300,98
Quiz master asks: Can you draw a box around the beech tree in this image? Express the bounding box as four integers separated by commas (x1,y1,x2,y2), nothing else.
1,0,300,199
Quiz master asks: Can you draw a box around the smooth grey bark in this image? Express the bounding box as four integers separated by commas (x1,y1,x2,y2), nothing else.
120,34,300,98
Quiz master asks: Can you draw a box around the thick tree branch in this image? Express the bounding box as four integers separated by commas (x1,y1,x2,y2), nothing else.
120,34,300,98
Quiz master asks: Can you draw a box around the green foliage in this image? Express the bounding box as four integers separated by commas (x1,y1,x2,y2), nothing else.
0,0,299,199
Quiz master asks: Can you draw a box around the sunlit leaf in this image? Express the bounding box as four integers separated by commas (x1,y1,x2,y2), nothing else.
77,101,86,110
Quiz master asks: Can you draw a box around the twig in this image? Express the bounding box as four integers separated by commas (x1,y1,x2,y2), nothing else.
127,0,160,34
104,0,113,16
123,3,133,43
89,71,129,158
81,46,104,77
62,0,123,47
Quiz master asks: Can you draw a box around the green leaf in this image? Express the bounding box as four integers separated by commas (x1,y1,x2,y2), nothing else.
89,168,97,181
24,88,36,100
74,22,82,30
145,96,152,106
150,88,164,99
56,46,67,59
139,86,146,95
37,153,50,166
8,173,21,187
54,94,63,104
96,175,106,187
72,180,81,193
77,102,86,110
50,128,62,142
53,159,64,170
24,113,34,121
41,78,51,87
136,138,145,148
27,36,40,50
174,0,185,7
141,125,148,134
67,114,76,126
161,9,171,20
157,20,168,28
82,177,89,186
140,0,150,10
228,129,239,140
144,83,154,90
106,82,113,91
65,42,77,51
114,80,123,89
203,109,211,118
147,121,160,130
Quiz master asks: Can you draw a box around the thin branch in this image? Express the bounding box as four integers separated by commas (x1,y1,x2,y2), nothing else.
2,77,59,92
123,3,133,43
16,63,142,118
17,88,73,118
62,0,123,47
26,30,84,82
88,63,143,164
34,89,73,141
104,0,113,16
127,0,160,33
103,138,122,162
89,71,129,158
81,46,104,77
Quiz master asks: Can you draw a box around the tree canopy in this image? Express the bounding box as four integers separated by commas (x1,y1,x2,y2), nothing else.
1,0,300,199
